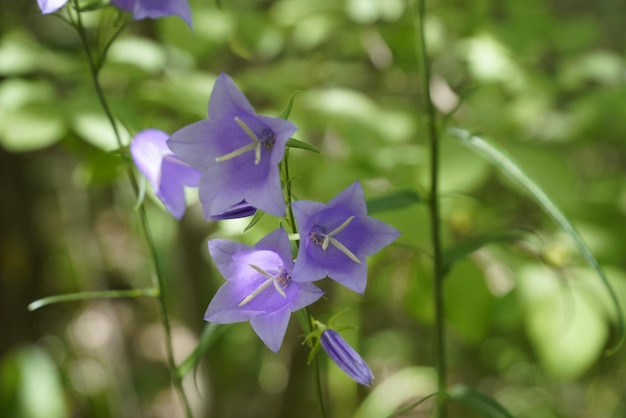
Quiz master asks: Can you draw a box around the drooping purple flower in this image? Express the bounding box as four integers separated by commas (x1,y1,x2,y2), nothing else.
37,0,68,14
130,129,201,219
320,329,374,386
111,0,193,28
292,181,400,294
209,200,257,220
168,73,296,220
205,229,324,352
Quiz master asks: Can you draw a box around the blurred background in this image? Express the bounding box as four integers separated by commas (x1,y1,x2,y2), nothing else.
1,0,625,417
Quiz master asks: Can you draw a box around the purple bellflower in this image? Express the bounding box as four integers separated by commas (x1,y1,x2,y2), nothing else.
130,129,200,219
321,328,374,386
111,0,193,28
292,181,400,294
204,229,324,352
37,0,192,28
168,73,297,220
37,0,68,14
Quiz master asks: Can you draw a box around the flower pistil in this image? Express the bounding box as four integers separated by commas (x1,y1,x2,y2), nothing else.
215,117,276,165
310,216,361,264
239,265,290,307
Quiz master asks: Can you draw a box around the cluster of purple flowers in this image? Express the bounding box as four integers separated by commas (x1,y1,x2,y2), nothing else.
160,75,396,380
37,0,400,383
134,73,400,384
37,0,193,28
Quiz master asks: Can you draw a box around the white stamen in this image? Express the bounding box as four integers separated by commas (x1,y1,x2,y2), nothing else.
238,264,288,307
234,117,260,142
272,279,287,298
321,216,355,251
215,143,256,162
316,216,361,264
215,117,262,164
239,277,273,307
329,237,361,264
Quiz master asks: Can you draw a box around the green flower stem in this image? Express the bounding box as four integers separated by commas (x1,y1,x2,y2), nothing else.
28,288,158,312
70,3,193,417
281,152,328,418
415,0,447,416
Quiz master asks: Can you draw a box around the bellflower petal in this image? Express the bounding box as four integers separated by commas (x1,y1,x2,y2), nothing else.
292,181,400,293
204,229,324,352
130,129,200,219
169,73,297,219
320,329,374,386
111,0,193,28
37,0,69,14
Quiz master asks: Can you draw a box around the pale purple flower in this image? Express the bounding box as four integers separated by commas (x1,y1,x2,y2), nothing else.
292,181,400,294
111,0,193,28
205,229,324,352
37,0,68,14
168,73,296,220
130,129,200,219
321,329,374,386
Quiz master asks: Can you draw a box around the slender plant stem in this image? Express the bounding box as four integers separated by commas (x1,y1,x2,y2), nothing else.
415,0,446,416
281,153,328,418
71,4,193,417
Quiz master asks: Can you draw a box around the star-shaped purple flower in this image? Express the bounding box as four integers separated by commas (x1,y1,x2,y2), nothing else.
168,73,296,220
130,129,200,219
37,0,68,14
111,0,193,28
292,181,400,294
205,229,324,352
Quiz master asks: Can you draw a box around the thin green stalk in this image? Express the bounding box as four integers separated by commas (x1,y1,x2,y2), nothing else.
70,3,193,417
282,153,328,418
28,287,158,311
415,0,446,416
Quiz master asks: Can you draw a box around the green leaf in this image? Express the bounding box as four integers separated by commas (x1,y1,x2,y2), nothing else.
449,127,624,354
449,385,514,418
0,103,66,152
278,90,300,120
286,137,320,153
518,265,608,379
177,323,225,378
366,191,422,214
354,367,437,418
441,230,523,276
28,288,158,311
243,210,264,233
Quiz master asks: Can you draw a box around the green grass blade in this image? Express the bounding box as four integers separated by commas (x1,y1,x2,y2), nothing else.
278,90,300,120
383,392,439,418
28,288,158,311
441,230,524,277
366,190,422,214
449,127,624,354
449,385,514,418
177,323,225,378
286,137,320,153
243,210,265,233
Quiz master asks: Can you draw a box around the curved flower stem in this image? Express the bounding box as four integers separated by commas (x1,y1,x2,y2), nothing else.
281,151,328,418
70,3,193,417
415,0,447,416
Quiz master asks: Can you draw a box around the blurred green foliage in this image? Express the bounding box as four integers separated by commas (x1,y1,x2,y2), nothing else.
1,0,625,417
